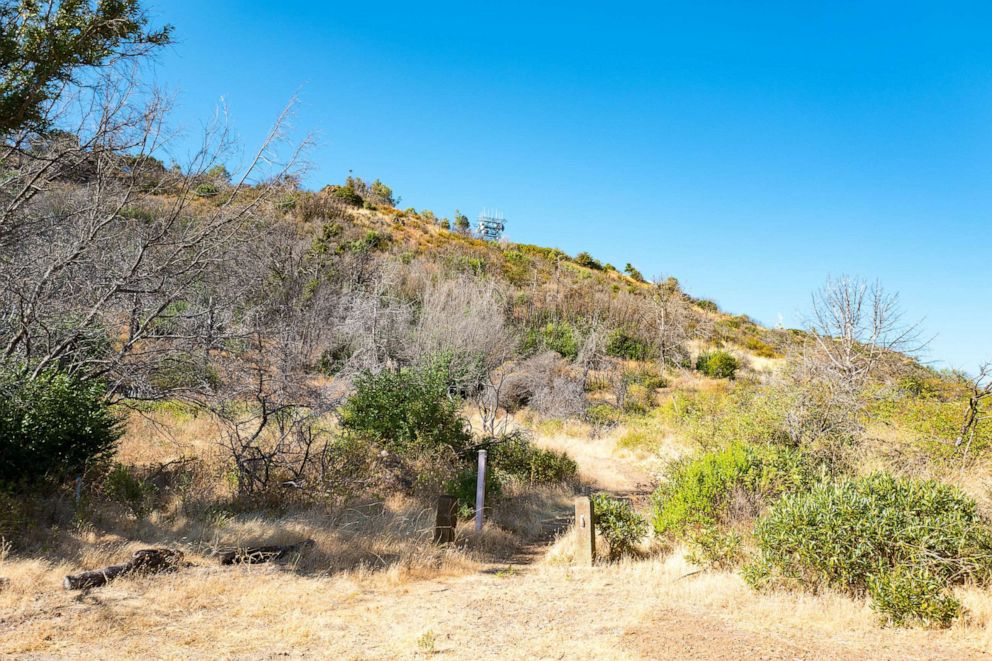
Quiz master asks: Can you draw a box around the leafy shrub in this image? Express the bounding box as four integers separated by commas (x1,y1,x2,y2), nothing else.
340,362,471,455
623,263,645,283
490,432,577,484
652,442,812,538
606,329,651,360
591,492,647,560
524,322,579,360
445,464,503,517
696,350,738,379
867,566,962,628
331,184,363,206
0,368,123,489
346,230,390,253
750,473,992,627
103,463,157,517
586,403,622,426
695,298,719,312
573,251,603,270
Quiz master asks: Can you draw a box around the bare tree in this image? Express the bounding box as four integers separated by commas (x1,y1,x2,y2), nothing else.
956,362,992,462
807,276,925,394
0,61,306,399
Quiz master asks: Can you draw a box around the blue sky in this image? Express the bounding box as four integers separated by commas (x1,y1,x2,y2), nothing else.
146,1,991,371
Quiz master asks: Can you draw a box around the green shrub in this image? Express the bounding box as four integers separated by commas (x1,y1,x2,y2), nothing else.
586,403,621,426
867,566,962,628
591,492,647,560
340,362,471,455
0,368,123,489
332,184,363,206
751,473,992,627
524,322,579,360
490,432,577,484
573,251,603,270
696,350,739,379
445,465,503,516
652,442,811,538
104,463,157,517
623,263,645,283
606,329,651,360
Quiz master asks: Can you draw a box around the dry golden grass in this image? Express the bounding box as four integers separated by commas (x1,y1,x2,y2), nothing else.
6,398,992,658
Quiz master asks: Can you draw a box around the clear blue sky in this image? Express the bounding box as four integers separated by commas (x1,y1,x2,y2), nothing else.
146,1,991,371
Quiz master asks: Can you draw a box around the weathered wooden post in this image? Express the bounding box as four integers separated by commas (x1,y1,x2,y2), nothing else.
434,495,458,544
574,495,596,566
475,449,487,532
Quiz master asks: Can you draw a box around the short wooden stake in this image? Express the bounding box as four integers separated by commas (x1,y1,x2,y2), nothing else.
434,495,458,544
475,450,487,532
574,495,596,566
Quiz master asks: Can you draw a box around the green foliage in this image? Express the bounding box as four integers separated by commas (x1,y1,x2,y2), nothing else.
624,263,645,283
867,566,962,628
346,230,390,253
445,465,503,516
149,355,220,392
573,251,603,270
332,185,363,206
104,463,157,517
695,299,719,312
586,403,622,426
340,363,471,455
652,442,812,538
0,0,172,136
696,350,739,379
369,179,396,207
0,368,123,489
751,473,992,627
490,432,577,484
591,493,647,560
454,210,471,233
606,328,651,360
523,321,580,360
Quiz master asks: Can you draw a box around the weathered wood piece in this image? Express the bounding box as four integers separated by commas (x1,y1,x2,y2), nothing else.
64,548,185,590
434,495,458,544
212,539,315,565
574,496,596,566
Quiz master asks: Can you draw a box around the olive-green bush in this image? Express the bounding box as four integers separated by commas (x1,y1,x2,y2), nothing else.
695,350,739,379
0,368,123,489
652,442,812,538
591,492,647,560
339,362,471,455
749,473,992,627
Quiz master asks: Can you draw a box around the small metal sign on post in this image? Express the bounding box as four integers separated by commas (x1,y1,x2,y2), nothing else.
475,449,487,532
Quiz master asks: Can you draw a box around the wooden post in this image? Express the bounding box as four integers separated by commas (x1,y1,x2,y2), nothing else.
434,495,458,544
574,495,596,566
475,449,487,532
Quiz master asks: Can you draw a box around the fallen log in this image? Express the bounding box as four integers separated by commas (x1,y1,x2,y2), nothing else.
64,548,185,590
212,539,315,565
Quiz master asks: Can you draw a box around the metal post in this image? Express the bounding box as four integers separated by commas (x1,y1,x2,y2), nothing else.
475,450,487,532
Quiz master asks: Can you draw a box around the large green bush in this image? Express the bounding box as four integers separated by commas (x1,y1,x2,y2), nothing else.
490,432,577,484
750,473,992,627
524,322,579,360
0,368,123,489
339,363,471,455
605,329,651,361
652,442,811,538
695,350,739,379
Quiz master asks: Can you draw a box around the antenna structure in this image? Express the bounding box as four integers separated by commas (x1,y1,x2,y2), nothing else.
477,208,506,241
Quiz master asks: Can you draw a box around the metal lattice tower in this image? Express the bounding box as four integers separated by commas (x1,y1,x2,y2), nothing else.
477,209,505,241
